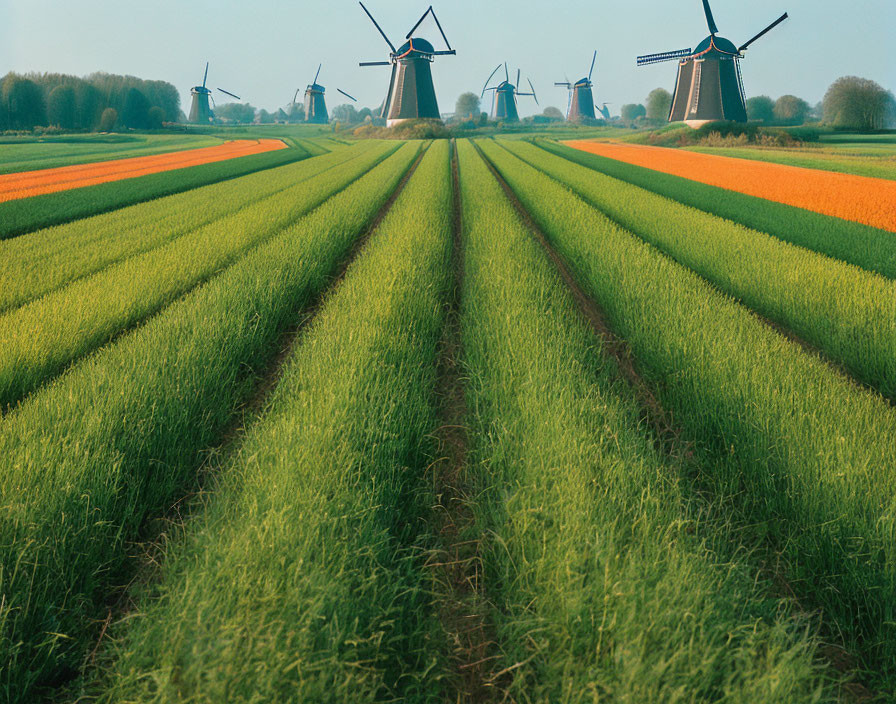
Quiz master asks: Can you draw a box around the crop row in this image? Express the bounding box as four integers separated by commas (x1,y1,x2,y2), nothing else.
502,140,896,401
0,134,222,175
456,139,832,700
81,140,455,703
537,140,896,280
0,141,401,411
0,143,309,240
0,141,422,698
0,142,377,314
477,138,896,684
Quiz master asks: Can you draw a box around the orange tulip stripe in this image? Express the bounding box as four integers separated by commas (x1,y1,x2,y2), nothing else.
565,140,896,233
0,139,288,203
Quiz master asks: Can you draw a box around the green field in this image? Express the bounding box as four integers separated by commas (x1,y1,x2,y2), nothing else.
1,132,894,702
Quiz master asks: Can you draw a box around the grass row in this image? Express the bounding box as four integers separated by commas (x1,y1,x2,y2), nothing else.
501,140,896,401
0,141,400,411
0,141,422,699
82,141,455,703
0,143,374,314
0,134,222,174
0,143,308,240
457,139,832,702
536,140,896,280
477,138,896,686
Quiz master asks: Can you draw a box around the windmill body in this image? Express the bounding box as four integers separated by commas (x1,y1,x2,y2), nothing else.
637,0,788,128
483,65,538,123
188,63,241,125
303,65,329,124
556,52,599,122
358,4,456,128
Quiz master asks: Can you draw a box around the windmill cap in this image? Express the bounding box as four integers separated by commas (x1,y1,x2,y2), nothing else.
574,77,592,87
307,83,325,92
693,34,740,56
497,81,516,91
395,37,435,57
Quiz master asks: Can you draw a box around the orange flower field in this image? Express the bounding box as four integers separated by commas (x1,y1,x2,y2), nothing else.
0,139,287,203
565,140,896,232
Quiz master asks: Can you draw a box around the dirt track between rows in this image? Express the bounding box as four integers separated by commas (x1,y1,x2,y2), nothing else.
0,139,287,202
566,140,896,232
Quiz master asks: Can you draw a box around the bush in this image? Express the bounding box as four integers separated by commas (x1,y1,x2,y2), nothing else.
99,107,118,132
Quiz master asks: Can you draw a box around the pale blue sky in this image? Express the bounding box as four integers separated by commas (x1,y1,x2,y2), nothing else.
3,0,894,117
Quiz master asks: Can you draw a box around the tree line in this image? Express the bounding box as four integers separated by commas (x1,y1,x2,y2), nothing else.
617,76,895,130
0,72,180,132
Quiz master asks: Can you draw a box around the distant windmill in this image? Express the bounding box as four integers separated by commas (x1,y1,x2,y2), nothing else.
358,3,456,127
598,103,612,120
189,63,240,124
482,64,538,122
637,0,788,126
555,51,601,122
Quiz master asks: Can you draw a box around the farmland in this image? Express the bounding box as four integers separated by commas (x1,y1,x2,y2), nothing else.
1,131,896,702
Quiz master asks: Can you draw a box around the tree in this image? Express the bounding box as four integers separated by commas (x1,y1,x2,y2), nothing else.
257,109,274,124
745,95,774,123
121,87,151,128
542,106,564,121
99,107,118,131
147,106,166,129
645,88,672,122
75,82,103,130
455,92,480,120
2,76,46,129
332,103,358,124
620,103,646,124
47,85,77,129
773,95,810,125
823,76,895,131
214,102,257,124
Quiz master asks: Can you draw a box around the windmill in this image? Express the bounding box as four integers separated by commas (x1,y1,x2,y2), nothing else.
189,63,241,124
637,0,787,127
598,103,612,120
358,3,456,127
555,51,601,122
482,64,538,122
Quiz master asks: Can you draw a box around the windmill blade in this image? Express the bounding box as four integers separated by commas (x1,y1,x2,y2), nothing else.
432,50,457,55
359,2,396,52
528,79,538,105
504,63,509,83
516,68,521,88
588,50,597,81
360,61,392,66
555,82,572,88
428,7,453,51
702,0,719,34
636,48,692,66
218,88,241,100
313,64,322,85
482,64,501,97
337,88,357,102
406,6,431,38
738,12,789,52
202,62,209,89
293,89,301,104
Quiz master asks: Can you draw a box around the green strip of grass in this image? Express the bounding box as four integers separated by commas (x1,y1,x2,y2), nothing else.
535,139,896,280
457,138,832,702
500,139,896,401
0,142,400,411
0,145,308,240
0,142,422,699
477,138,896,686
85,142,453,702
0,144,376,314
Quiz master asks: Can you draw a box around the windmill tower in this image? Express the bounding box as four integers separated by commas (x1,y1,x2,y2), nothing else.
482,64,538,122
555,51,600,122
303,65,328,124
358,3,456,127
188,62,241,124
637,0,788,127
